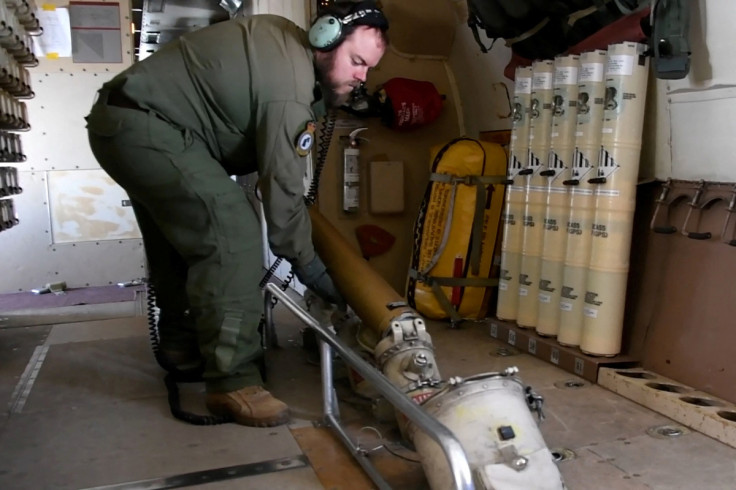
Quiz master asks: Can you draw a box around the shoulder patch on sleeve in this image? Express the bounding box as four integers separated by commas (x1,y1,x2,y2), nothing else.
295,121,316,157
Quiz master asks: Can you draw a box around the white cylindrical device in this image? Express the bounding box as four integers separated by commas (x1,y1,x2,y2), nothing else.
497,66,533,321
411,372,565,490
517,59,555,328
536,54,579,337
581,42,649,356
557,49,608,347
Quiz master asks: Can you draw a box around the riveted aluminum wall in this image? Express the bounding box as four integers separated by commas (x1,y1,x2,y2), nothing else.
0,0,145,293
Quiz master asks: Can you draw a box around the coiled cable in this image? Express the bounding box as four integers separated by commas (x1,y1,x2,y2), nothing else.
145,281,233,425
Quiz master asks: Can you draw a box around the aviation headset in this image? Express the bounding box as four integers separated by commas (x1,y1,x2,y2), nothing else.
309,2,388,51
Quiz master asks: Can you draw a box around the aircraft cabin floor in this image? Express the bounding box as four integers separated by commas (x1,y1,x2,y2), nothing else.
1,288,735,490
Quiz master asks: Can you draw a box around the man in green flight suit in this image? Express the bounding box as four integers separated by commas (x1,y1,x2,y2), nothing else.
85,1,389,427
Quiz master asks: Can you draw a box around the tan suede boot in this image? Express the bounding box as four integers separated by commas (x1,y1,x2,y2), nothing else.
206,386,290,427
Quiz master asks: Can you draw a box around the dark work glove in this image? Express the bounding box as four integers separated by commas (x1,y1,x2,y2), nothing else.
293,256,346,309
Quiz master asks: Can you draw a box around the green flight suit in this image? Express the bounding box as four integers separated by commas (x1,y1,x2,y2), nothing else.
85,15,323,392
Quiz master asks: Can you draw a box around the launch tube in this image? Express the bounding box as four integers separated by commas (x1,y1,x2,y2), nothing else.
310,206,442,405
581,42,649,356
517,59,555,328
557,49,608,347
309,207,415,336
536,54,579,337
497,66,533,321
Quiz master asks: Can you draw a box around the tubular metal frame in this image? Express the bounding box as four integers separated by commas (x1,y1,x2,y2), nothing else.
263,283,474,490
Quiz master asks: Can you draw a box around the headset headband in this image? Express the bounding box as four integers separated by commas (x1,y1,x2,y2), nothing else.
341,8,383,25
309,4,387,50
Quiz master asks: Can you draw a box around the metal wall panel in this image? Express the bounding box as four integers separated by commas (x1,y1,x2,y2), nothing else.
0,0,146,293
1,171,145,292
47,169,140,243
668,87,736,182
24,71,116,172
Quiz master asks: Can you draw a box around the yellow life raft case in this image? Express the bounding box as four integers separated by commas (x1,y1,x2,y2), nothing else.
407,137,507,322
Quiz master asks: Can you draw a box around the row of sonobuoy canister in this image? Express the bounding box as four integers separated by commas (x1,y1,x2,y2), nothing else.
497,42,650,356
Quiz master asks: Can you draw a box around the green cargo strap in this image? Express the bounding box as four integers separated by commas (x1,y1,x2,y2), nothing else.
410,268,460,322
470,182,485,275
431,280,463,323
410,269,498,288
409,269,499,322
428,173,506,185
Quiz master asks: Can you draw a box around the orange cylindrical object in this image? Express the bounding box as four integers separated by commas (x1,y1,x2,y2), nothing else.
309,207,415,336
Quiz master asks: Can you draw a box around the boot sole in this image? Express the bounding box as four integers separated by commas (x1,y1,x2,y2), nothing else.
207,405,291,427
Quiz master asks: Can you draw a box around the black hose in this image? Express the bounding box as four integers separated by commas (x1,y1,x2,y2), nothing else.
146,282,233,425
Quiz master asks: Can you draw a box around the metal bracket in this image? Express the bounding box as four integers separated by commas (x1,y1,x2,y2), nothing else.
389,316,426,343
650,178,686,234
681,180,711,240
720,185,736,246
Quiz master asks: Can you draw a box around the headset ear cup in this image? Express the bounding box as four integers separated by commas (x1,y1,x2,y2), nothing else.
309,15,343,49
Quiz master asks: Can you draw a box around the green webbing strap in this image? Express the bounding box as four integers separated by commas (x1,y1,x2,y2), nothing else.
430,280,463,323
470,183,486,276
409,268,499,322
410,269,499,287
428,173,506,185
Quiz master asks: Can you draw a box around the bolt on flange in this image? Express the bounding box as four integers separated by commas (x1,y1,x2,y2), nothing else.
646,424,690,439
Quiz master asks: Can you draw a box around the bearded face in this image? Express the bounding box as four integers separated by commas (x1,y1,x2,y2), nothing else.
313,26,386,109
315,50,352,108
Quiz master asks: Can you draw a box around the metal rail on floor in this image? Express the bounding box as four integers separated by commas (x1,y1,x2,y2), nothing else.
264,284,474,490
